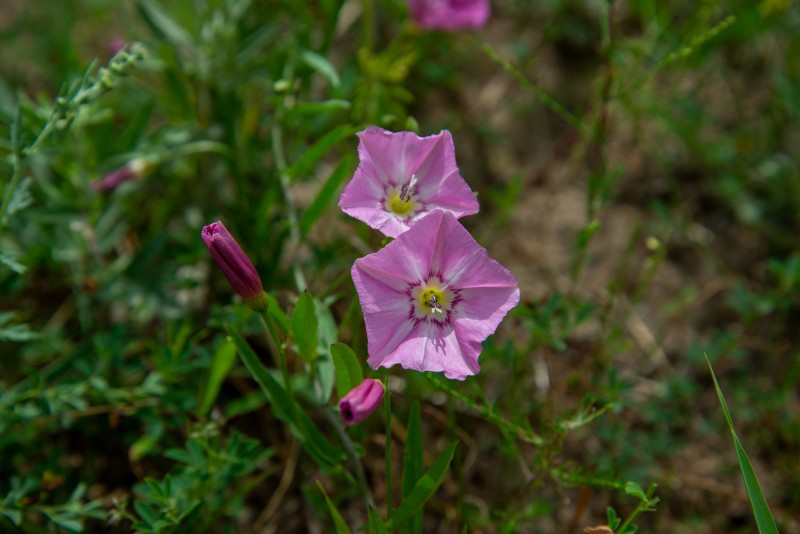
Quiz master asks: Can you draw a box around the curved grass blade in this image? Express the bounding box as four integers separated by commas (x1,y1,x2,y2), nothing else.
706,356,778,534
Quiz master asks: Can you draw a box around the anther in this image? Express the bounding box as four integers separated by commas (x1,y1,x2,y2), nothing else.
425,294,444,314
399,174,418,202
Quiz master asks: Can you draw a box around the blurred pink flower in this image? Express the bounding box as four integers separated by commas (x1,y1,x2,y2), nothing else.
339,127,479,238
92,158,151,192
351,210,519,380
408,0,490,31
201,221,267,311
339,378,385,425
107,39,126,56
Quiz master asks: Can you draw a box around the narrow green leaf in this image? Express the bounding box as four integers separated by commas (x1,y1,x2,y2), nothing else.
133,501,158,525
287,99,351,117
330,343,363,398
314,299,339,403
316,481,352,534
368,505,389,534
402,401,424,534
0,312,38,342
706,356,778,534
300,156,353,239
0,509,22,526
198,338,237,417
136,0,195,49
229,330,343,467
288,124,359,182
301,50,341,88
291,291,318,363
388,442,458,531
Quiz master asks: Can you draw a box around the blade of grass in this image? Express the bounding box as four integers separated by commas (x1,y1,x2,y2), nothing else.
706,355,778,534
401,401,423,534
387,442,457,531
316,481,352,534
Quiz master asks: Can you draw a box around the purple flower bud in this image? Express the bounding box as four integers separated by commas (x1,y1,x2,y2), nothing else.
92,158,151,192
339,378,385,425
201,221,267,311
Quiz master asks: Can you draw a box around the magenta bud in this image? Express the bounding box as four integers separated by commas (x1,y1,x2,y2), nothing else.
339,379,385,425
93,158,152,192
201,221,267,311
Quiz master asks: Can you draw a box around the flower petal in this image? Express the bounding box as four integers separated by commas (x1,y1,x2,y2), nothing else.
452,285,520,362
339,127,479,238
373,321,479,380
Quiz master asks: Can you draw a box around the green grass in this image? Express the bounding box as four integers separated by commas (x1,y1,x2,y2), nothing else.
1,0,798,532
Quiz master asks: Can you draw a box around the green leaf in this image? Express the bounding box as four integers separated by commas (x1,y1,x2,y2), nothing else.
0,509,22,526
330,343,363,398
0,252,27,274
287,99,351,117
288,124,359,182
198,338,237,417
388,442,458,531
707,356,778,534
229,330,343,467
134,501,159,526
368,505,389,534
299,156,353,239
291,291,318,363
6,177,32,217
136,0,195,49
0,312,38,342
624,482,647,501
402,401,424,534
316,481,352,534
301,50,341,88
314,299,339,403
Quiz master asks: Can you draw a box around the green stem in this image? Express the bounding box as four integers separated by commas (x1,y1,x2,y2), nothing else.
326,409,376,509
259,311,293,400
383,378,393,517
271,122,308,293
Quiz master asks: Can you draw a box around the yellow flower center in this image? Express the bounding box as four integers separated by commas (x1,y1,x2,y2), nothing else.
411,279,453,321
385,175,420,219
386,193,416,217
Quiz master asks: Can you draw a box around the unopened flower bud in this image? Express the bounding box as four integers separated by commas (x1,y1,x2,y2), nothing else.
201,221,267,311
339,378,385,425
92,157,153,192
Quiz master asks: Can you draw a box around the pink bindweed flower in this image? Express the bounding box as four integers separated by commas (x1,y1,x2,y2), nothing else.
201,221,267,312
339,127,479,238
351,209,519,380
408,0,490,31
92,158,152,192
339,378,385,425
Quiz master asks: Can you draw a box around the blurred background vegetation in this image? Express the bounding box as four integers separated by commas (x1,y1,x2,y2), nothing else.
0,0,798,532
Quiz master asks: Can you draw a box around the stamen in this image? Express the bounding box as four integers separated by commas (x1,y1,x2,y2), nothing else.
425,294,444,314
399,174,418,202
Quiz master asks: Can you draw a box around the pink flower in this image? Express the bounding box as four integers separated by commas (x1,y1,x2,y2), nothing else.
92,158,151,192
339,127,479,238
339,378,385,425
351,210,519,380
408,0,490,31
201,221,267,311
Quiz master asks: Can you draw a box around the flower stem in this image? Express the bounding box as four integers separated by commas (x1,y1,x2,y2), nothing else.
271,122,308,293
325,409,375,509
383,378,393,516
259,311,293,400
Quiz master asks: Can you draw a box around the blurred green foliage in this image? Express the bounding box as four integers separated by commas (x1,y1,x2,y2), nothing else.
1,0,798,532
